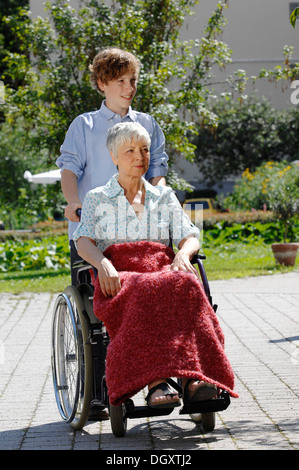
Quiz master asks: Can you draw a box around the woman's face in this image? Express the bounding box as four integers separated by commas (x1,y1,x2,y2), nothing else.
111,137,150,178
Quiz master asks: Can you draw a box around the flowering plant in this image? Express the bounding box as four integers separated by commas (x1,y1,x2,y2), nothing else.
267,164,299,242
224,161,292,211
223,161,299,242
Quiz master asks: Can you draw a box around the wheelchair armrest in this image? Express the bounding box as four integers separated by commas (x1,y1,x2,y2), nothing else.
190,252,215,310
73,259,93,270
191,253,206,264
73,259,98,284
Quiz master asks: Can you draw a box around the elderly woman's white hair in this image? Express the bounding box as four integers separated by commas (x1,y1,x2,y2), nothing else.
106,122,151,157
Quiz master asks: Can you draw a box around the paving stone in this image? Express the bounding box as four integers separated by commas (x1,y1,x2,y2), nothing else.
0,272,298,450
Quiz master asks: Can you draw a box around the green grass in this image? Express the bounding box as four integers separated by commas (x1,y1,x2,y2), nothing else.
203,241,298,280
0,241,297,294
0,268,71,294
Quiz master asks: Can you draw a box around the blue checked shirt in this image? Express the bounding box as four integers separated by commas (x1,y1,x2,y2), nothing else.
73,174,199,252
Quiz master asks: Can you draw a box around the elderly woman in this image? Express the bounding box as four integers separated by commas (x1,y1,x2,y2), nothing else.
73,122,237,409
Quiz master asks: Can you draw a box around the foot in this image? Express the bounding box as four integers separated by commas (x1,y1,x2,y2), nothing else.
146,381,181,408
88,404,109,421
183,379,217,404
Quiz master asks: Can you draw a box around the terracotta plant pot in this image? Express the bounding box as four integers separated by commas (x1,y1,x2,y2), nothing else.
271,243,299,266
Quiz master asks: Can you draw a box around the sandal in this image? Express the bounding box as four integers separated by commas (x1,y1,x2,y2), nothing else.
183,379,217,405
146,382,181,409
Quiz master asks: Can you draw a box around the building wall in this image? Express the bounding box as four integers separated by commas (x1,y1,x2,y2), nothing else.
176,0,299,189
182,0,299,108
30,0,81,17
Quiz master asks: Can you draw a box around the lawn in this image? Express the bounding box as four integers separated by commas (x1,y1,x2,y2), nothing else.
0,268,72,294
202,241,298,279
0,240,297,294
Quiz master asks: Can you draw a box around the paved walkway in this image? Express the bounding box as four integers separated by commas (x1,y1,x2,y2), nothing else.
0,272,298,451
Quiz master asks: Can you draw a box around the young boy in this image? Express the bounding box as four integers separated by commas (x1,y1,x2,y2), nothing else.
56,47,169,285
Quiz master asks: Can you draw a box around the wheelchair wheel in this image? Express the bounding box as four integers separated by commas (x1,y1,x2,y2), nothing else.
189,412,216,432
201,412,216,432
51,285,93,430
109,404,127,437
189,413,202,423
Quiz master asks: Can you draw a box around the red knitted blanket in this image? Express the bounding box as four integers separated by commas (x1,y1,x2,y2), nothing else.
91,241,238,405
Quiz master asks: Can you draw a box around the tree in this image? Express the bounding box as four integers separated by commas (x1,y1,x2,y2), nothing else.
2,0,232,175
0,0,29,89
191,95,299,185
2,0,297,220
0,116,65,229
290,6,299,28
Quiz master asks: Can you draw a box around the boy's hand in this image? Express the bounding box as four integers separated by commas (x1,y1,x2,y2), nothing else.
149,176,166,186
61,170,81,221
65,202,82,222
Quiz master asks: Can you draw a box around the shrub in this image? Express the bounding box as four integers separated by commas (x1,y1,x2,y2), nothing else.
223,161,299,211
0,235,70,272
267,164,299,242
202,219,299,248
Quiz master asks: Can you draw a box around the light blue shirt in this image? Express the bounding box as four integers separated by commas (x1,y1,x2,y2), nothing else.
73,174,199,252
56,101,169,239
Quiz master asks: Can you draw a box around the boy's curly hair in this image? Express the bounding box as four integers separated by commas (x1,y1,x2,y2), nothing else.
89,47,141,94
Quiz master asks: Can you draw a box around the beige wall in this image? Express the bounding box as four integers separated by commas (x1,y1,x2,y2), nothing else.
178,0,299,184
30,0,81,17
182,0,299,108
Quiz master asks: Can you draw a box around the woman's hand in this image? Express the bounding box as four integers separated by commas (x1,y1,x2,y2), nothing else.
76,236,121,297
170,251,200,279
169,236,200,279
97,258,121,298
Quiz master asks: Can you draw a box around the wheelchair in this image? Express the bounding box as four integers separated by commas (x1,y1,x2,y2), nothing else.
51,250,231,437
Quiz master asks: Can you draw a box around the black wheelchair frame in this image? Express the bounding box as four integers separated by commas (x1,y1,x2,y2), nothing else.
51,252,230,437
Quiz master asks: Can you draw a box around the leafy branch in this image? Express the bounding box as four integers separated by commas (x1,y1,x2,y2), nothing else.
290,6,299,28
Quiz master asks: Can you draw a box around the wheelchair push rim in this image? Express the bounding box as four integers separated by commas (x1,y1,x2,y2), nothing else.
51,285,93,429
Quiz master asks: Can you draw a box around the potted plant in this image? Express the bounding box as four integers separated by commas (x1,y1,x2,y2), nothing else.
268,164,299,266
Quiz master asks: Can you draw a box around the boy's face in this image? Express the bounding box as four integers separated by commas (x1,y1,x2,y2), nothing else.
97,71,138,117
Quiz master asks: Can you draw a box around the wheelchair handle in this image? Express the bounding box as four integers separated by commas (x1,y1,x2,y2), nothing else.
75,208,82,220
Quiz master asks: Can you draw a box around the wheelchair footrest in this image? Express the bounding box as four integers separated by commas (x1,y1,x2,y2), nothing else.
179,390,230,415
124,400,174,419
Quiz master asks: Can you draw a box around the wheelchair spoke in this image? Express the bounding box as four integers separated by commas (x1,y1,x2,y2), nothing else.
52,295,81,420
61,303,79,410
52,285,95,428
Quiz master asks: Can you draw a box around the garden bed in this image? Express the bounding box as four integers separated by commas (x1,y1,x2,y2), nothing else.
0,219,68,241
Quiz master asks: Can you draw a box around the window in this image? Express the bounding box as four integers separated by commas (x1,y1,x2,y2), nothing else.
290,2,299,18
